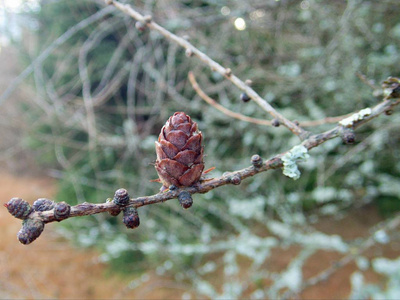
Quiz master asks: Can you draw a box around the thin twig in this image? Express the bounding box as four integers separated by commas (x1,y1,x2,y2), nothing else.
108,0,306,137
0,6,115,105
188,72,271,126
189,71,354,128
356,72,380,91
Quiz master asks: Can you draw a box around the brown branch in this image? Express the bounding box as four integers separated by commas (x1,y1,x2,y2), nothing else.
188,71,272,126
356,71,380,91
188,71,355,128
25,154,284,224
107,0,306,137
5,91,399,244
301,114,355,127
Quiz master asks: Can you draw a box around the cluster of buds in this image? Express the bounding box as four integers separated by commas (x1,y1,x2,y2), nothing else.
4,197,73,245
112,188,141,229
4,197,48,244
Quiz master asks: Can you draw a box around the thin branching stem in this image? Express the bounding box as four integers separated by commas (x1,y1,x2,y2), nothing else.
108,0,306,137
189,71,355,128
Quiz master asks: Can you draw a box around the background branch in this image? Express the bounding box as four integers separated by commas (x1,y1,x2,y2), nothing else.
108,0,306,137
189,71,355,128
0,6,115,105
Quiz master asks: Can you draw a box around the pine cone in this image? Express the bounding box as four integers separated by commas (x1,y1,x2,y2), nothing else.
155,112,204,189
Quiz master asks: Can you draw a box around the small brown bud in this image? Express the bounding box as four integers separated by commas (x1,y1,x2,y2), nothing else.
18,218,45,245
178,191,193,209
240,93,251,102
4,198,32,219
113,188,130,206
245,79,253,86
105,0,113,5
169,185,178,191
123,206,140,229
341,128,356,144
392,87,400,98
108,207,121,217
251,154,263,168
382,77,400,98
272,119,280,127
225,68,232,77
230,174,241,185
222,172,230,178
54,202,71,221
185,48,193,57
32,198,55,212
135,21,146,32
385,109,393,116
143,15,152,23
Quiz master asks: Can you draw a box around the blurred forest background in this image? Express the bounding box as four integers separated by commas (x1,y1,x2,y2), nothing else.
1,0,400,298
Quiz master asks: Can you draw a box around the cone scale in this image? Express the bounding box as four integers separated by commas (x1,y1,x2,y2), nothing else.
155,112,204,189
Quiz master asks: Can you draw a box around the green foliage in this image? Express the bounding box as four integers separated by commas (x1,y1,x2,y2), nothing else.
107,249,146,274
376,195,400,217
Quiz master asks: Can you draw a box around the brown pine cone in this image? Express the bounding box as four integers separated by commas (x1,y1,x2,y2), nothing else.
155,112,204,189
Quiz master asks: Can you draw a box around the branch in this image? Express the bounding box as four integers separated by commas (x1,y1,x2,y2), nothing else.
5,86,399,244
107,0,306,137
188,71,272,126
188,71,355,128
0,6,115,105
356,71,380,91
